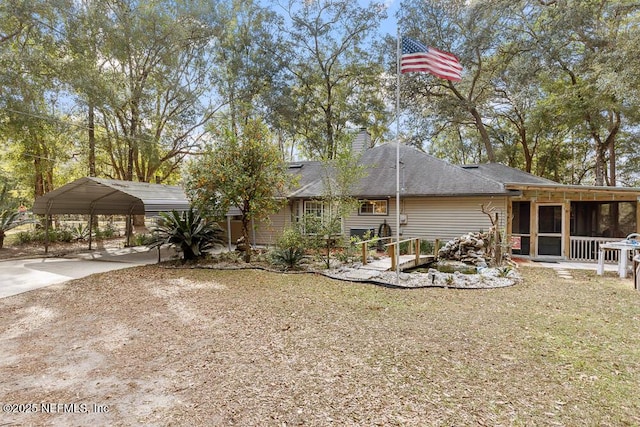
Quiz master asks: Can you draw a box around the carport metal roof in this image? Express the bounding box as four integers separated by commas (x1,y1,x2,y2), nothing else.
32,177,190,215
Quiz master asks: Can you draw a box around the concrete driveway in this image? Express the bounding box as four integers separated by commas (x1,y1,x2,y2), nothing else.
0,246,175,299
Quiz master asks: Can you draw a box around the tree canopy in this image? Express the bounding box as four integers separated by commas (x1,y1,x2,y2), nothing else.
184,119,292,262
1,0,639,207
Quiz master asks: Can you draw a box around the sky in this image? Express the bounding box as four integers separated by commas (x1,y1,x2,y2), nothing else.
376,0,400,37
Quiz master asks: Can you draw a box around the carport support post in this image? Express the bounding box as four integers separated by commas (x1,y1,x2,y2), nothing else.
44,200,53,254
126,205,136,247
44,215,49,254
88,211,94,251
126,214,131,247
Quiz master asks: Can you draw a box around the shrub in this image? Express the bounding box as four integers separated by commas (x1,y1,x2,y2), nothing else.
276,226,306,251
95,222,117,239
271,226,308,270
12,227,72,245
133,233,156,246
496,266,512,278
1,210,39,248
0,210,20,249
148,208,223,262
15,230,35,244
55,228,74,243
270,247,307,270
420,239,434,254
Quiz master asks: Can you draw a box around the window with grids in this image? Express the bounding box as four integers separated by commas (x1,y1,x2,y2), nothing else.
303,200,341,234
358,199,388,215
304,200,325,218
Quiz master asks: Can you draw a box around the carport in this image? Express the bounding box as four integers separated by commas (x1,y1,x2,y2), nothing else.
32,177,190,252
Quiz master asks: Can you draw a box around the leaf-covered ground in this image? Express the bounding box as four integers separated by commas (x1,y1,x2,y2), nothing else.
1,266,639,426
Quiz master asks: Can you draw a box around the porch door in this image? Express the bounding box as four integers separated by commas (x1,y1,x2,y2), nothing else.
537,205,563,257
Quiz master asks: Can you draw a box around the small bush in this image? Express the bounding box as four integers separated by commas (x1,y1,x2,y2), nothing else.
270,247,307,270
56,228,74,243
276,226,306,251
1,210,38,248
14,228,74,244
333,248,353,263
496,266,512,278
420,239,433,254
95,223,117,239
271,225,308,270
15,231,35,244
133,233,156,246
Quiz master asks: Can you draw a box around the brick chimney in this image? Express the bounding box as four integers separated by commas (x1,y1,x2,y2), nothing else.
352,128,371,154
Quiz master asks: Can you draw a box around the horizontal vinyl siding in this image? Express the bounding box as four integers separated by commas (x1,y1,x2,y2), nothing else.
254,205,292,246
343,208,393,238
345,196,508,242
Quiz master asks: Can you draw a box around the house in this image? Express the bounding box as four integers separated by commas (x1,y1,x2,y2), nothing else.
227,131,640,262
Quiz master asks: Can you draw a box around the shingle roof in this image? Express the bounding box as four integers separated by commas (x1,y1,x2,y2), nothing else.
460,163,557,185
288,143,529,198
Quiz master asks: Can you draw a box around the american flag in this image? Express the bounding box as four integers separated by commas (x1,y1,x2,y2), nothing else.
401,37,462,81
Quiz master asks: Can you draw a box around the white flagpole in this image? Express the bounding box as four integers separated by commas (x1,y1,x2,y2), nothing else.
395,28,401,283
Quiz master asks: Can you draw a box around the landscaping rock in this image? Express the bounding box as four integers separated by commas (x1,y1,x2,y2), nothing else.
438,232,491,266
323,264,520,289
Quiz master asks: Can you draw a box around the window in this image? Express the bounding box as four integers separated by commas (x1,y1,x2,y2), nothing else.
359,199,388,216
303,200,340,234
304,200,325,218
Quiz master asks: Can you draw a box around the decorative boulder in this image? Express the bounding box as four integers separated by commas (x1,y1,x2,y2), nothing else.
438,232,491,266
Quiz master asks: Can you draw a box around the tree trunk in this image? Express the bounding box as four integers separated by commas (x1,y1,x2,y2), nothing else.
448,82,495,163
469,106,496,162
606,110,620,187
127,140,135,181
88,103,99,231
241,214,251,263
594,143,607,186
519,128,533,173
88,103,96,177
34,157,45,197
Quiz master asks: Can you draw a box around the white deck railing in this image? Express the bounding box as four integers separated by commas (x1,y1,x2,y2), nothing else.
570,236,619,263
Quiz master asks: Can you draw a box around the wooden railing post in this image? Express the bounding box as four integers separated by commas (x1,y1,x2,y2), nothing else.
415,238,420,264
362,242,368,265
389,244,396,271
434,239,440,256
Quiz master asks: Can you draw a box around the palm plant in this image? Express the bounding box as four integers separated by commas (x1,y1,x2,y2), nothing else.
270,247,307,271
270,226,308,270
0,210,21,249
149,208,223,262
